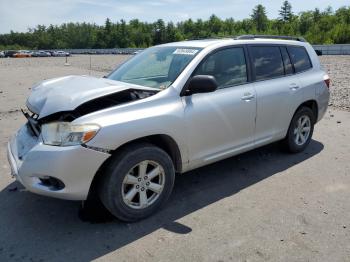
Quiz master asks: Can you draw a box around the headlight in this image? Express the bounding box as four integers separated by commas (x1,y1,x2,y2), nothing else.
41,122,100,146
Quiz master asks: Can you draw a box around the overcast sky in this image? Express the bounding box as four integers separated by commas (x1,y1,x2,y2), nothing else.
0,0,349,33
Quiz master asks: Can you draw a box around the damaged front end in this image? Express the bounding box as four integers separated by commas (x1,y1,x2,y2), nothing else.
21,109,41,137
38,88,158,123
22,76,160,147
21,87,158,151
21,87,158,153
9,75,160,199
26,75,160,123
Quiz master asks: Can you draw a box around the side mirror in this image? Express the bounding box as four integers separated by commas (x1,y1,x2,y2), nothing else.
184,75,218,95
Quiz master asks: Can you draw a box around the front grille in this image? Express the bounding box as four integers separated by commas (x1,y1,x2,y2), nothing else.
21,109,41,137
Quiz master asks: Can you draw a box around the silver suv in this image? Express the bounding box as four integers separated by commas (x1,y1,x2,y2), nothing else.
7,35,330,221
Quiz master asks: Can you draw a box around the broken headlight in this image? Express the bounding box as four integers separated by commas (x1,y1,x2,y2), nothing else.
41,122,100,146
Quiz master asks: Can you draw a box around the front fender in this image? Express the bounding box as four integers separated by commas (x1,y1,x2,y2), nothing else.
77,88,189,169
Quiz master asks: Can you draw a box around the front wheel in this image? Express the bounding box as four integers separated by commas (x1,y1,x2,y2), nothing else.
99,143,175,222
284,107,315,153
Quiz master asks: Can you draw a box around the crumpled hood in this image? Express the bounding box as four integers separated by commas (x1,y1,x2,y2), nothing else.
26,75,153,119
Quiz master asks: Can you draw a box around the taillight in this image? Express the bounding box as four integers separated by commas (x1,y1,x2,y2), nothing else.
323,75,330,89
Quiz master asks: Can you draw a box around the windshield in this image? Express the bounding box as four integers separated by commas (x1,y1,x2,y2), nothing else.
107,46,202,89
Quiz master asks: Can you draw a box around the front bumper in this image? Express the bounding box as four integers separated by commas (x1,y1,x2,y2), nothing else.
7,124,110,200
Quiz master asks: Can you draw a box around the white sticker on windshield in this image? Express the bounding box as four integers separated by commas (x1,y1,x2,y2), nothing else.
173,48,199,55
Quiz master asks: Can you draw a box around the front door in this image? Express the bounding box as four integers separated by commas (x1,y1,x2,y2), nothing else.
182,46,256,169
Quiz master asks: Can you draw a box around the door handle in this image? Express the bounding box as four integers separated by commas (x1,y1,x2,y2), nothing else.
241,93,255,101
289,83,300,90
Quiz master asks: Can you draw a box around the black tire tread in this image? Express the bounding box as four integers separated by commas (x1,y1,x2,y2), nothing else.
98,143,175,222
284,106,315,153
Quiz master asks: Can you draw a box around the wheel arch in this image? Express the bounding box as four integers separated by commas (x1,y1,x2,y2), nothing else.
112,134,183,173
294,100,318,123
86,134,182,200
284,99,318,140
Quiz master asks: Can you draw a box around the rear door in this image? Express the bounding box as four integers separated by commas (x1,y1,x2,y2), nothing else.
248,45,303,144
287,45,314,97
183,46,257,168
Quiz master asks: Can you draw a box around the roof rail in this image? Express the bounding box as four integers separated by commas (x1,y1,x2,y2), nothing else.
235,35,306,42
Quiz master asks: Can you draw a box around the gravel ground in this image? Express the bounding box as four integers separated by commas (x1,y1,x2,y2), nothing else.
0,55,349,262
319,56,350,111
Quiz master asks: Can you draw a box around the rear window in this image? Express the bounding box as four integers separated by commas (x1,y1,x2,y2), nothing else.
287,46,312,73
250,46,284,81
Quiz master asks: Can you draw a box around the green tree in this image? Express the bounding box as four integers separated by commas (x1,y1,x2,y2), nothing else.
1,5,350,49
279,1,293,22
153,19,166,44
251,4,268,32
313,8,321,22
104,18,113,47
208,14,222,35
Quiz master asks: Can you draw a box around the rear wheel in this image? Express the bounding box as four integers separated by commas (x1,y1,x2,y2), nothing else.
99,143,175,222
284,107,315,153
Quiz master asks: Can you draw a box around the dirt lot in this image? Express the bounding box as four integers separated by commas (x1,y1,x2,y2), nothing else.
0,55,350,261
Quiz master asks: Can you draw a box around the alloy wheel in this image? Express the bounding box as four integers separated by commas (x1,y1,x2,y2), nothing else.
121,160,165,209
293,115,311,146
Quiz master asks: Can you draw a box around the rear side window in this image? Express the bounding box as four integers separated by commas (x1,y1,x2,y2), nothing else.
287,46,312,73
250,46,284,81
280,47,293,75
194,47,247,88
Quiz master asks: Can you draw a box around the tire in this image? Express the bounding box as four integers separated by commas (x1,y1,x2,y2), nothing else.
284,107,315,153
99,143,175,222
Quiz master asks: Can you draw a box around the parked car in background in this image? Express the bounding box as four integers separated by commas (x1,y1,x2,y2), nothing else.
52,50,70,57
7,35,330,222
4,50,17,57
32,51,51,57
0,51,4,58
13,50,32,58
45,50,55,56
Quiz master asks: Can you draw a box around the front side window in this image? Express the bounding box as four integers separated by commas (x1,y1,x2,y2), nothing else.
108,46,202,89
251,46,284,81
287,46,312,73
193,47,247,88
